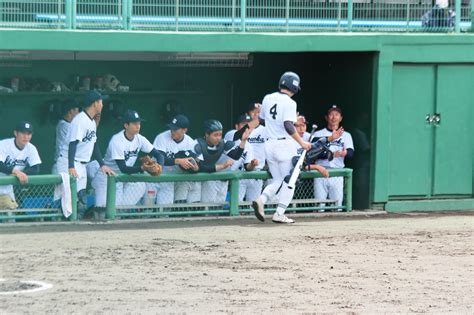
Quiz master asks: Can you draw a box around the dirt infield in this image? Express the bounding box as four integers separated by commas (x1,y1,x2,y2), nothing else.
1,212,473,314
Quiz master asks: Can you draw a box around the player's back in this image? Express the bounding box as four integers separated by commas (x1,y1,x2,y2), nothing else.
260,91,297,140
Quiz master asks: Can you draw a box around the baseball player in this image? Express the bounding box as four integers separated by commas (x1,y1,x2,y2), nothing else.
55,90,114,218
295,114,311,141
223,114,260,202
313,105,354,211
0,122,41,202
153,114,200,204
52,99,80,174
92,110,164,217
250,72,314,224
195,119,251,203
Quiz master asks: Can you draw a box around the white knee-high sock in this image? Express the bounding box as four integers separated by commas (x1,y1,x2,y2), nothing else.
260,181,282,204
275,182,295,215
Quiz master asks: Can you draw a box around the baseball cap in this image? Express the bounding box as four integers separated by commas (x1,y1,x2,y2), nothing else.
236,114,252,124
61,99,80,115
167,114,189,130
84,90,108,107
15,121,33,133
327,105,342,115
122,110,145,123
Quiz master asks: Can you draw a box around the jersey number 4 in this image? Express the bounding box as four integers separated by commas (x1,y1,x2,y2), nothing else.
270,104,278,119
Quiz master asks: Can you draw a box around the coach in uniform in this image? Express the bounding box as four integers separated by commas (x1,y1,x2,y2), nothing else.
0,122,41,202
313,105,354,211
92,110,164,218
153,114,200,204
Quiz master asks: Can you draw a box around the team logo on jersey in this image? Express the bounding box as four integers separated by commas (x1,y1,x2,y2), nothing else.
82,130,96,143
296,148,304,155
4,155,29,168
241,151,248,160
330,138,344,148
124,148,140,161
248,135,265,144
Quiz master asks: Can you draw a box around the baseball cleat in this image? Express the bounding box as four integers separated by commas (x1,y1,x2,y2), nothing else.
252,199,265,222
272,214,295,224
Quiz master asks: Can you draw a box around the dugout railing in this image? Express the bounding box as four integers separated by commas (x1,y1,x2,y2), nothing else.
0,0,471,33
0,169,351,222
0,174,77,222
105,169,353,220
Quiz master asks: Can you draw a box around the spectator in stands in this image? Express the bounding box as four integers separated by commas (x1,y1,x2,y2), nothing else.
422,0,455,28
0,122,41,203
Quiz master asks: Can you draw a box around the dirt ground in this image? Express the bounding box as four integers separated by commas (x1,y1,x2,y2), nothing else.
0,212,473,314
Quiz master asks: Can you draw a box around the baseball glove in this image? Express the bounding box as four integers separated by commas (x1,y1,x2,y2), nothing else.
140,156,162,176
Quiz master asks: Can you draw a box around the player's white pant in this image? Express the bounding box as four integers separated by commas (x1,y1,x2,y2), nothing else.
201,180,228,203
239,179,263,202
154,182,174,205
175,181,201,203
55,156,88,192
259,139,297,215
314,176,344,208
0,184,15,201
92,171,146,207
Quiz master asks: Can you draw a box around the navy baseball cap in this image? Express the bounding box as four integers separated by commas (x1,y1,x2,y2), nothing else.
15,121,33,133
236,114,252,124
327,105,342,115
167,115,189,130
84,90,108,107
123,110,145,123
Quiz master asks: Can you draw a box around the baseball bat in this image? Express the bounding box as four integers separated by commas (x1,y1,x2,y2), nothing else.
287,124,318,189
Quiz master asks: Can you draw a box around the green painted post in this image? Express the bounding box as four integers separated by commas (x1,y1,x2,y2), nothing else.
66,0,72,29
345,170,353,212
122,0,129,30
105,175,117,219
232,0,236,31
347,0,353,31
241,0,246,32
69,176,77,221
175,0,179,32
455,0,461,32
71,0,77,29
471,2,474,32
285,0,290,32
229,178,240,216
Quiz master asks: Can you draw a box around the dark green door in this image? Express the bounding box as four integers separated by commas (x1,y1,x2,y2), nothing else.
432,65,474,195
389,65,435,197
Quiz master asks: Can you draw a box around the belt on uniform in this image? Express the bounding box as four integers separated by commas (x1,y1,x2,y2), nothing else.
60,154,88,164
267,137,287,141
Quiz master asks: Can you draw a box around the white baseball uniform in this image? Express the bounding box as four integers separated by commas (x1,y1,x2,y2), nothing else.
196,139,240,204
257,91,300,215
0,138,41,201
225,127,265,202
153,130,200,205
56,111,97,191
313,128,354,208
52,119,70,174
92,131,154,208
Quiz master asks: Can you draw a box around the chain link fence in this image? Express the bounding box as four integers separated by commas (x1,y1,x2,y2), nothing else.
105,169,352,219
0,175,76,222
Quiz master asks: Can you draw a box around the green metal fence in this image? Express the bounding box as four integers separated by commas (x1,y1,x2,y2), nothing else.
0,169,351,222
0,175,77,222
0,0,471,32
105,169,353,220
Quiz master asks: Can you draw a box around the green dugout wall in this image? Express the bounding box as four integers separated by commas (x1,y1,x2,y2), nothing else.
0,30,473,211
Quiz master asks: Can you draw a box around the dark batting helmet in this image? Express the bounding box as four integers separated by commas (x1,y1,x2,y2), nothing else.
203,119,223,133
278,71,301,94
